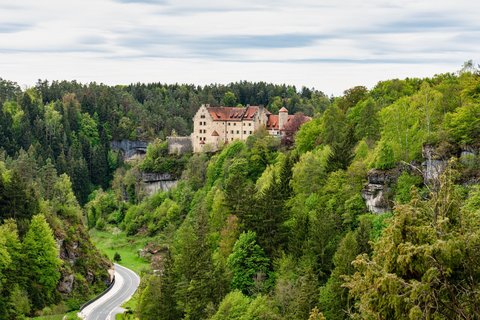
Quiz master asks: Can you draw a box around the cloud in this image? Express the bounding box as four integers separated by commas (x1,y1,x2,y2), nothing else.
194,34,322,50
113,0,167,4
0,0,478,95
0,22,33,33
114,29,326,59
77,35,108,45
377,13,472,33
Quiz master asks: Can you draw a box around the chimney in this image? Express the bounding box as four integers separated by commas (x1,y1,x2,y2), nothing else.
279,107,288,131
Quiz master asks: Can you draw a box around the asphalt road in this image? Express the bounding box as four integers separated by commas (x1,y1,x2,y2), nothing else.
79,263,140,320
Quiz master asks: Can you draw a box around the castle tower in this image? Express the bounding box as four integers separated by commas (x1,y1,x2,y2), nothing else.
279,107,288,131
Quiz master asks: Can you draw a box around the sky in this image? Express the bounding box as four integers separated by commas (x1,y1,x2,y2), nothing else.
0,0,479,95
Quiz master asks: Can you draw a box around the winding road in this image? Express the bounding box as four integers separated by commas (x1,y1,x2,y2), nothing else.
79,263,140,320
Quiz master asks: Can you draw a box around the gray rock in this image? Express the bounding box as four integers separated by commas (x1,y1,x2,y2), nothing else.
111,140,148,160
57,274,74,294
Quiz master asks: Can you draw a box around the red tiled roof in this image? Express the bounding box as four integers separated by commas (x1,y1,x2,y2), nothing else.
266,115,279,130
207,106,260,121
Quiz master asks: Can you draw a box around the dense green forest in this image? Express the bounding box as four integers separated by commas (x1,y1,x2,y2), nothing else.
1,64,480,319
0,77,329,318
89,66,479,319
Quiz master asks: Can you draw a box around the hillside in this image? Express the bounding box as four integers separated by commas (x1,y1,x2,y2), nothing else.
1,66,480,319
88,68,480,319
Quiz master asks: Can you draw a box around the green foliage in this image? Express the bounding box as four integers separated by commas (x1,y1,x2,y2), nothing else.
375,142,395,169
326,126,356,172
394,171,423,204
227,231,271,295
79,112,100,147
2,72,477,320
113,252,121,262
223,91,238,107
294,117,323,154
445,103,480,145
346,168,480,319
138,253,179,320
22,215,62,310
206,140,245,186
291,146,330,196
348,97,380,143
210,290,251,320
140,138,188,176
242,294,281,320
319,231,359,320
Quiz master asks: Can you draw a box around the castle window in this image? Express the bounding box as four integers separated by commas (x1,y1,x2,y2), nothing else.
199,130,202,133
231,130,234,134
228,123,230,126
200,114,205,119
249,131,252,134
234,123,236,126
244,131,246,134
236,130,239,134
249,123,251,126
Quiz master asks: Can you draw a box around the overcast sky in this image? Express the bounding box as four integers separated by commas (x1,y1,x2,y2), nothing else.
0,0,478,95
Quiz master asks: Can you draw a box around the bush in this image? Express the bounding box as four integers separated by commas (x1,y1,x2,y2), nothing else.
113,252,121,262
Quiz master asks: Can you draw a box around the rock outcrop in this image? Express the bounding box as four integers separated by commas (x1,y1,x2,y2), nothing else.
422,144,448,184
361,169,399,214
111,140,148,160
142,172,178,196
167,136,193,155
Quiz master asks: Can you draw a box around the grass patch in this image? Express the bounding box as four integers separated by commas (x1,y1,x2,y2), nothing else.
89,228,151,275
89,228,151,318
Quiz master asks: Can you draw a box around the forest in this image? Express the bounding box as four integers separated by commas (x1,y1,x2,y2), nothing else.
0,62,480,319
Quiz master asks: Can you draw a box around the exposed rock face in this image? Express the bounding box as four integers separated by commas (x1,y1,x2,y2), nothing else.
57,274,74,294
54,234,112,301
422,144,448,184
142,172,178,196
59,239,80,265
111,140,148,160
362,169,399,214
422,160,448,182
167,136,193,155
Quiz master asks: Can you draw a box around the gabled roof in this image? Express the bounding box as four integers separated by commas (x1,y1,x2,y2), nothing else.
266,115,279,130
206,105,261,121
211,130,219,136
279,107,288,113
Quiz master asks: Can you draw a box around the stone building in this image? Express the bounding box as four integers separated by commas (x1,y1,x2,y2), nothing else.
191,104,302,153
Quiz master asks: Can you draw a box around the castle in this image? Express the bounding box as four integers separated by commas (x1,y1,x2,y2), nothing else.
190,104,302,153
167,104,309,154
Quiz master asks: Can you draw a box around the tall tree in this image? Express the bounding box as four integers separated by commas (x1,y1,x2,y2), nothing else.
227,231,270,295
22,215,62,310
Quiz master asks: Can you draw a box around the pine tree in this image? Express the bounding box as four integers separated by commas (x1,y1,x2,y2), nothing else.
326,126,356,172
